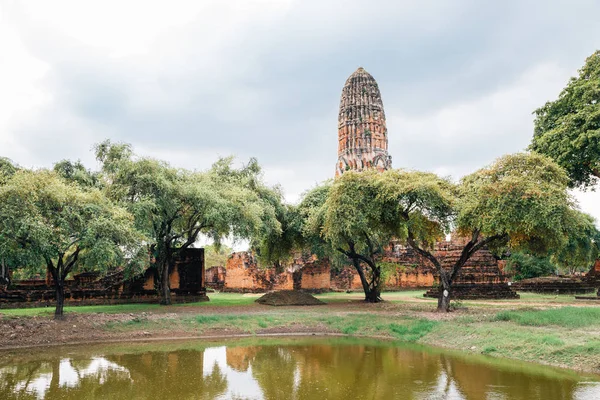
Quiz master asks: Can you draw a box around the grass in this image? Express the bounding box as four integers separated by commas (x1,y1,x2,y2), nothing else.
0,293,258,317
494,307,600,328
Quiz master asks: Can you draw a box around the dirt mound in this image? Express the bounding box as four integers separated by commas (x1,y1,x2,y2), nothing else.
255,290,325,306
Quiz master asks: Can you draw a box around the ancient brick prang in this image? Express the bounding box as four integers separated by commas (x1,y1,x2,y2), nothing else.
336,67,392,176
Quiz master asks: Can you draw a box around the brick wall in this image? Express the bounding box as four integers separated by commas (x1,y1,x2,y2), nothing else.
299,259,331,291
223,252,293,293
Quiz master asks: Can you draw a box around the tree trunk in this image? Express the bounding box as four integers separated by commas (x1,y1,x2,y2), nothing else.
351,257,382,303
160,257,172,305
437,283,451,312
54,280,65,319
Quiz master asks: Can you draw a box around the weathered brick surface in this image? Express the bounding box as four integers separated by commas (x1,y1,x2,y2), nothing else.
205,266,226,290
299,259,331,291
512,276,596,294
0,248,207,305
335,67,392,176
223,252,293,293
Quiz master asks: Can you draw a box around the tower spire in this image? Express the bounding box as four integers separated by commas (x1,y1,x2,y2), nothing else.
335,67,392,176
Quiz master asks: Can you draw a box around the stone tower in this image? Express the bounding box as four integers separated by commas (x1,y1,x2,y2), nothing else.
335,67,392,176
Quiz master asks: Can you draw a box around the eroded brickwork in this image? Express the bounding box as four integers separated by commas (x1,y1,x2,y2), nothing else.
223,252,293,293
336,67,392,176
0,248,208,307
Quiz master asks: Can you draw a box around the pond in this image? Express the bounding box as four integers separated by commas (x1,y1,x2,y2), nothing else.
0,337,599,399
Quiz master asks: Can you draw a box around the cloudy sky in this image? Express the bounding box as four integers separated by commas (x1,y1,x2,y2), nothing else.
1,0,599,223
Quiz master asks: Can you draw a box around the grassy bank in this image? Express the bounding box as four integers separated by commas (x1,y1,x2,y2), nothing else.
2,292,600,373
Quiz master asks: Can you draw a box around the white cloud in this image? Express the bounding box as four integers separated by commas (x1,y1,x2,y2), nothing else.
0,0,599,227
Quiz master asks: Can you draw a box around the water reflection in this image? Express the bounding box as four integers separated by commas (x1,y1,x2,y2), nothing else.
1,339,599,399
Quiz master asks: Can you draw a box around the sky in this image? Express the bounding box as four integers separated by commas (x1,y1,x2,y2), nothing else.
1,0,599,225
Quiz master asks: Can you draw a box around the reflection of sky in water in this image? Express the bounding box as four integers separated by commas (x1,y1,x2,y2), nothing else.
13,357,130,399
203,346,262,400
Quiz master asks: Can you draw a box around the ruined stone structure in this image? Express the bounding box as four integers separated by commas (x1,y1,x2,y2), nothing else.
0,248,208,307
205,266,226,290
222,252,331,293
220,236,516,299
335,67,392,176
223,252,294,293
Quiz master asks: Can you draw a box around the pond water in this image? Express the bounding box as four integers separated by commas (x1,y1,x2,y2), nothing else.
1,337,599,399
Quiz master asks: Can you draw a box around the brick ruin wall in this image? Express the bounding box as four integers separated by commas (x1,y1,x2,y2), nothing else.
0,249,208,308
221,236,510,293
223,252,293,293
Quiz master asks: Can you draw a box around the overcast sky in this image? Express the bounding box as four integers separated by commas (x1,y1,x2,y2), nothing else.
1,0,599,224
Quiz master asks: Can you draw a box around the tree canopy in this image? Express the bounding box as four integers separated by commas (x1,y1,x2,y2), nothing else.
0,170,145,317
298,152,589,311
96,141,280,304
531,50,600,188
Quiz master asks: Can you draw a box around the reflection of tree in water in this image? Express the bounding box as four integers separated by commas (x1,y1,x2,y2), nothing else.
250,346,298,399
291,345,442,399
444,354,579,400
0,344,592,400
106,350,227,400
0,361,40,400
0,350,227,400
0,358,132,400
241,344,442,400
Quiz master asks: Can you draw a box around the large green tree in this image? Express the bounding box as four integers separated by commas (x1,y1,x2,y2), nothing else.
531,50,600,188
96,141,279,305
379,153,579,311
0,157,18,284
302,171,409,302
550,211,599,274
0,170,145,318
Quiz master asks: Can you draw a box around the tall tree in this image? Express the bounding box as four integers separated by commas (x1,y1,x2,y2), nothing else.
551,211,599,274
0,157,18,284
301,172,409,302
96,141,279,305
531,50,600,188
378,153,578,311
0,170,145,318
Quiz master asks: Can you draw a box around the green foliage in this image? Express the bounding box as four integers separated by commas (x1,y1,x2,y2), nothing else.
458,153,573,255
494,307,600,328
550,211,599,274
95,141,280,304
53,159,100,188
505,251,556,281
531,50,600,188
0,170,147,315
0,157,17,186
204,244,233,267
250,186,301,267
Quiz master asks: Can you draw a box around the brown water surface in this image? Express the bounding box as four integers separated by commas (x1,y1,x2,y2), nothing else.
0,337,598,399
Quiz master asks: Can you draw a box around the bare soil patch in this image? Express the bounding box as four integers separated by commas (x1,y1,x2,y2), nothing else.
255,290,325,306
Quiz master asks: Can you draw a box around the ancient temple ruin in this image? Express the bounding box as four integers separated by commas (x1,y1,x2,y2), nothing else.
219,67,518,299
0,249,208,307
335,67,392,176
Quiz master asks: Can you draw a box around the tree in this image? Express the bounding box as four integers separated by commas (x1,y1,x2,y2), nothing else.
551,211,599,274
0,157,17,185
531,50,600,188
504,252,556,281
96,141,279,305
301,172,404,302
53,159,100,188
0,170,145,318
0,157,19,285
204,244,233,268
378,153,577,311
